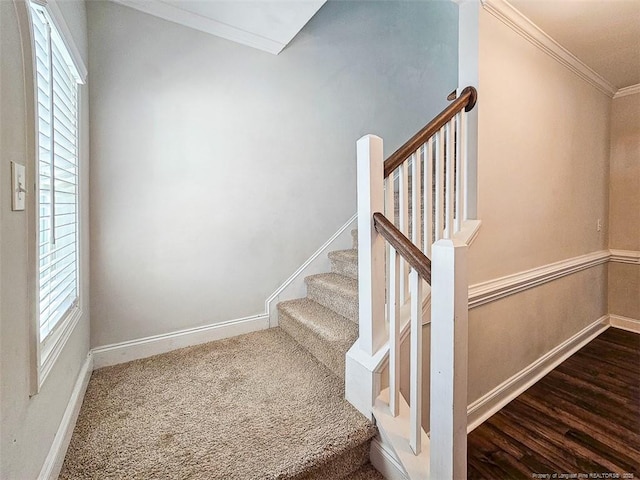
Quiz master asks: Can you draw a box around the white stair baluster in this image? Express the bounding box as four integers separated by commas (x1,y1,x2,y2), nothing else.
460,109,469,223
409,269,423,455
445,119,455,239
384,174,393,343
388,246,400,417
435,128,445,241
399,162,409,303
424,138,434,257
455,112,463,233
412,151,422,254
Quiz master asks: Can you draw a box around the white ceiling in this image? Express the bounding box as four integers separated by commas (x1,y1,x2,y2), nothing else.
111,0,326,55
111,0,640,89
509,0,640,90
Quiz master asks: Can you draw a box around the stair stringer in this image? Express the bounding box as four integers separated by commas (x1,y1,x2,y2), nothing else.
371,388,430,480
266,214,356,327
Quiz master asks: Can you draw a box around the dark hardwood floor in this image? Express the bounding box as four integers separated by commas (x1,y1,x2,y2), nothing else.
467,327,640,479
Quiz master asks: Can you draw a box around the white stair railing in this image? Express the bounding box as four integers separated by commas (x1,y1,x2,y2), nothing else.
347,87,478,480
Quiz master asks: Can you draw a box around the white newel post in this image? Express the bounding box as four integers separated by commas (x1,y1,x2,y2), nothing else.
345,134,386,419
356,134,386,356
430,238,469,480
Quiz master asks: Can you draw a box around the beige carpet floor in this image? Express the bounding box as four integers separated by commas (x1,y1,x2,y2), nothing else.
60,328,377,479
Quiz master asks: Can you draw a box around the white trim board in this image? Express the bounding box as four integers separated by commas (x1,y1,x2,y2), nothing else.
609,249,640,265
614,84,640,99
468,250,609,309
609,314,640,334
39,307,82,390
44,0,88,82
265,214,357,327
369,437,411,480
92,314,268,369
370,438,410,480
480,0,617,97
466,315,609,432
38,353,93,480
109,0,325,55
111,0,283,54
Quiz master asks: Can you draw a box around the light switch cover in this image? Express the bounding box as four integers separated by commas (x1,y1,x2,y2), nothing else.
11,161,26,211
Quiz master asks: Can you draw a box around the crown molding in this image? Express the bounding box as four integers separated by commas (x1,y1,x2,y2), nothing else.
110,0,286,55
480,0,617,98
614,84,640,99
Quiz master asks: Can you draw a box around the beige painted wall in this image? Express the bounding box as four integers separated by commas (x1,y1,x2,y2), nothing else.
466,265,607,404
609,263,639,320
411,265,607,430
0,1,90,478
428,5,612,411
608,92,640,319
471,9,610,285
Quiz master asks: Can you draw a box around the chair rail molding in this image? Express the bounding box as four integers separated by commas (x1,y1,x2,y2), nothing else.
609,249,640,265
468,250,610,309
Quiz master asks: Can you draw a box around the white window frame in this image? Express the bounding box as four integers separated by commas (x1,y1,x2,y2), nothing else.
28,0,87,392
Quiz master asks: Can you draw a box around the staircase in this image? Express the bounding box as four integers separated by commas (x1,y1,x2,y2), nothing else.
277,231,384,479
60,88,478,480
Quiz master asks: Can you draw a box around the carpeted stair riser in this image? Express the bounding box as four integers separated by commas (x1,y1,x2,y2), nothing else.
278,298,358,380
272,229,384,479
328,249,358,280
351,229,358,249
305,273,358,322
294,439,371,480
345,463,385,480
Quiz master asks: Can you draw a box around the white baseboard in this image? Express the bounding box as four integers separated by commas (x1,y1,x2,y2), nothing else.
370,438,409,480
609,314,640,333
38,353,93,480
466,315,609,432
92,314,269,369
265,214,357,327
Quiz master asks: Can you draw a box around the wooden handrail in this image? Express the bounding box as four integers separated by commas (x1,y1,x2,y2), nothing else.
383,86,477,178
373,212,432,284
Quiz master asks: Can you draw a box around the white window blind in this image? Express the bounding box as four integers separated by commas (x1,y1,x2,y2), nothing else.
31,4,80,341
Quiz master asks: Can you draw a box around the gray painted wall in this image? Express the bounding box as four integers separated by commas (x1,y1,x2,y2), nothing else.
88,0,459,347
0,1,90,478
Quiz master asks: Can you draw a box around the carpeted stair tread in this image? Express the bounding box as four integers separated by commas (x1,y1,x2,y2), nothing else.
278,298,358,379
60,328,376,480
328,249,358,280
343,463,385,479
305,272,358,322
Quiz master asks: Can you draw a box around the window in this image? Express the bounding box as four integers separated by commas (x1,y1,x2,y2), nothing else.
30,3,81,347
